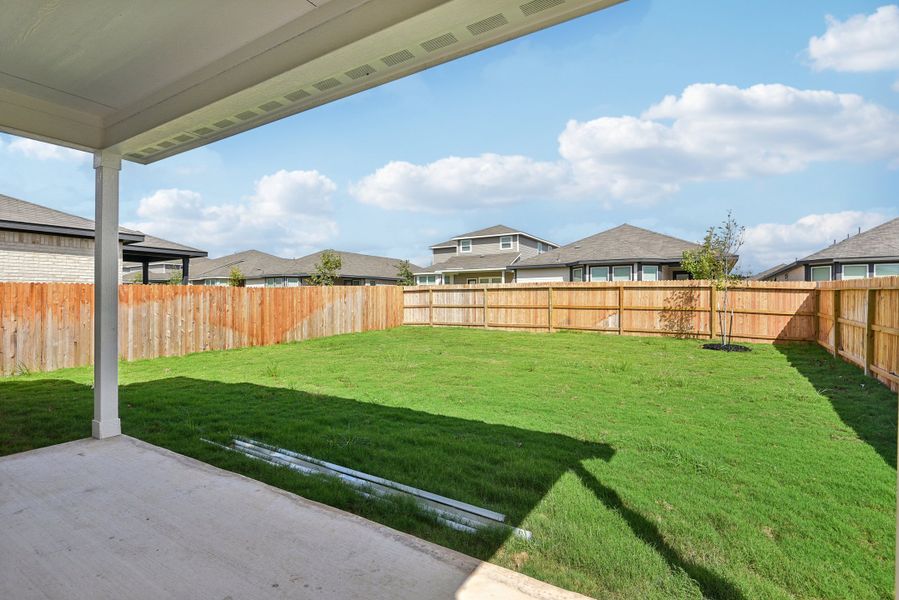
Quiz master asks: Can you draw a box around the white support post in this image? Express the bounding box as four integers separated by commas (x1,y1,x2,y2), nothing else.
92,150,122,439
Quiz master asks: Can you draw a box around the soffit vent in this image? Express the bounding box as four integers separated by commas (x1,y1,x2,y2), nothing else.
235,110,258,121
345,64,376,80
173,134,193,143
467,14,508,36
420,32,458,52
157,140,175,149
214,119,235,129
141,147,158,154
520,0,565,16
127,153,143,160
313,77,341,91
192,127,215,136
381,49,415,66
259,100,284,112
284,89,311,102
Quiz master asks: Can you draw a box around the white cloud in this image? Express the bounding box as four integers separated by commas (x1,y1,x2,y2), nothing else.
127,170,339,257
7,138,90,162
352,83,899,211
808,5,899,72
743,211,893,271
351,154,567,213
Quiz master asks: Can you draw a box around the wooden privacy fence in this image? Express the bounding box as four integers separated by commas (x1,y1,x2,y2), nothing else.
0,283,403,375
816,276,899,391
404,281,818,343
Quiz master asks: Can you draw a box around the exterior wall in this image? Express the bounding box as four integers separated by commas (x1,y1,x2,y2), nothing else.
0,230,123,283
431,247,456,264
447,270,506,284
515,267,569,283
517,236,555,260
764,264,806,282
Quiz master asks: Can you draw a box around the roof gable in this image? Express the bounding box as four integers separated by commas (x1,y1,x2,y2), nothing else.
430,224,557,248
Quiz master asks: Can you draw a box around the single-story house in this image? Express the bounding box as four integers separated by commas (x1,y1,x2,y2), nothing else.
190,249,422,287
413,224,558,285
0,194,206,284
756,217,899,281
512,224,700,283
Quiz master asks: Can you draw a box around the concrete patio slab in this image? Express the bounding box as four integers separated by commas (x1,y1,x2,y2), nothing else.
0,436,588,600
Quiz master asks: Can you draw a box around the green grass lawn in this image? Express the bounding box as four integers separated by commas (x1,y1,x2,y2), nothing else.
1,327,895,599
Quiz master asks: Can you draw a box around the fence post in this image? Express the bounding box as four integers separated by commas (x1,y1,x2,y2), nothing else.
812,288,819,343
428,288,434,326
547,287,554,333
709,284,717,340
832,289,841,358
865,288,876,376
483,286,489,328
617,284,624,335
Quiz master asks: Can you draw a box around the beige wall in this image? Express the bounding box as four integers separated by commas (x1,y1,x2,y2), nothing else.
0,230,123,283
764,264,806,281
431,246,456,264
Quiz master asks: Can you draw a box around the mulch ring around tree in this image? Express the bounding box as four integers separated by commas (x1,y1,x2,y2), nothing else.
702,343,751,352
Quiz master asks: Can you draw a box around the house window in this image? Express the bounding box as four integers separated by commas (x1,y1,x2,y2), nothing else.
537,242,546,254
459,239,472,253
500,236,513,250
874,263,899,277
417,275,437,285
265,277,285,287
571,267,584,282
442,274,453,284
589,266,609,281
642,265,658,281
842,264,868,280
612,266,632,281
467,278,477,284
810,265,832,281
478,277,501,284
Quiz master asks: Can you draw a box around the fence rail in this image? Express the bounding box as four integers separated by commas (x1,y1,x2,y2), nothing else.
0,283,403,375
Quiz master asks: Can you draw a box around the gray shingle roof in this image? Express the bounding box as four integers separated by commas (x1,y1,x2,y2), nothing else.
191,249,423,281
750,263,788,281
130,234,205,254
514,224,699,268
429,224,556,248
0,193,142,239
292,250,424,280
415,253,518,274
801,217,899,261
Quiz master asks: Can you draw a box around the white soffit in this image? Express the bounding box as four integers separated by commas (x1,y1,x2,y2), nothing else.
0,0,623,163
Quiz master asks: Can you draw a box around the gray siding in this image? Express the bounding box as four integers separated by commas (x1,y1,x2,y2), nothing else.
431,246,456,264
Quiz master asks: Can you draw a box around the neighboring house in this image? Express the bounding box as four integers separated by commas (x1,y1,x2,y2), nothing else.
190,249,422,286
756,217,899,282
512,224,700,283
413,225,558,285
0,194,205,284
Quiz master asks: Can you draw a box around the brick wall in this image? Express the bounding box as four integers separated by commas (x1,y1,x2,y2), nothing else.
0,231,123,283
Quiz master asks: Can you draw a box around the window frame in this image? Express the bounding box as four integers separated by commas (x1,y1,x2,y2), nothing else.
642,265,659,281
417,275,437,285
589,266,609,282
809,265,832,282
459,239,472,253
873,263,899,277
841,264,868,280
499,235,513,250
571,267,584,282
612,265,633,281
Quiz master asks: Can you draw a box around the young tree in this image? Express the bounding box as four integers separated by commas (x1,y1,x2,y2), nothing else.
166,268,183,285
228,266,245,287
310,250,342,286
681,211,745,348
128,271,144,284
395,260,415,286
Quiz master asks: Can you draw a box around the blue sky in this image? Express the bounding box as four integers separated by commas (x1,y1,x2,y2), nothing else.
1,0,897,272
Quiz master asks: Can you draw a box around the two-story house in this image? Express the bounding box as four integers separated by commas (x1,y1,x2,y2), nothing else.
414,225,558,285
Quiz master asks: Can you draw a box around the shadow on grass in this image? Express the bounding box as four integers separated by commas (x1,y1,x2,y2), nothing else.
774,344,897,469
1,376,746,599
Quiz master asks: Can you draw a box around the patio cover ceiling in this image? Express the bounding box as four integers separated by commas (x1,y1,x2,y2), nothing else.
1,0,622,164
